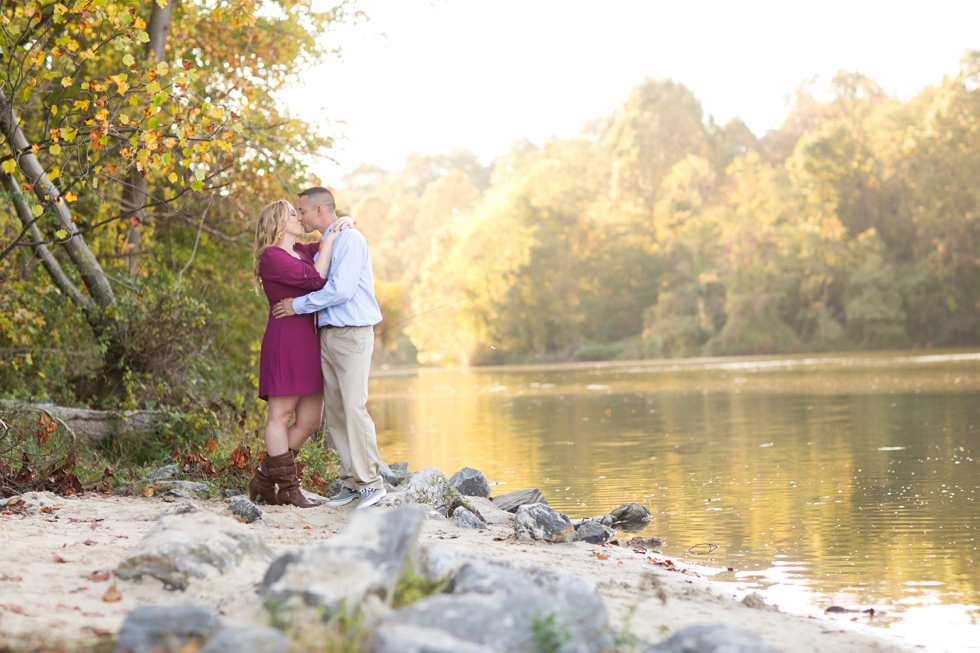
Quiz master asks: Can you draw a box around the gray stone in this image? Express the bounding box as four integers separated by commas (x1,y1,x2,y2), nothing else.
197,627,287,653
618,536,666,550
376,490,415,508
380,461,408,486
381,560,609,653
742,593,779,612
260,506,423,618
458,495,514,526
400,467,459,510
491,488,547,513
300,489,330,505
575,520,615,544
220,489,238,498
610,502,652,525
163,490,197,501
152,480,210,497
425,510,446,521
116,512,273,591
448,467,491,498
228,496,263,523
389,462,409,473
414,545,471,582
384,482,398,493
515,503,576,543
643,624,779,653
575,514,613,528
370,624,497,653
453,506,487,530
143,465,179,481
174,503,198,515
114,604,220,653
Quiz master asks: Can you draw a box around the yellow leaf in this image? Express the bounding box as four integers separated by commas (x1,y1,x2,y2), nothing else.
60,77,71,87
168,172,178,183
1,160,15,174
34,51,45,66
32,205,43,217
208,106,223,120
156,61,169,76
64,191,77,202
50,144,62,155
50,104,58,116
134,17,146,29
55,229,67,239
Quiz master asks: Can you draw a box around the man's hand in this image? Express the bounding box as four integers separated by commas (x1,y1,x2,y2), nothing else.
272,298,297,319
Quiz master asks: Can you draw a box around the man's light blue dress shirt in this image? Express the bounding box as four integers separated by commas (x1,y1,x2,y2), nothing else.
291,228,382,327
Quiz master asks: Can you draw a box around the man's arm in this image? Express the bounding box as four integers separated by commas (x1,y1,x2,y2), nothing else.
272,231,364,319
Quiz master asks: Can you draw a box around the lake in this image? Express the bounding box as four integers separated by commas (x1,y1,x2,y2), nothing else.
369,350,980,652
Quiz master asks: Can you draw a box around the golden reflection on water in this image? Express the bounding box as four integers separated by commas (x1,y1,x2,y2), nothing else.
369,350,980,650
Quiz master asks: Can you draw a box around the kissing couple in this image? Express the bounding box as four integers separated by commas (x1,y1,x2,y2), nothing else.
247,186,386,510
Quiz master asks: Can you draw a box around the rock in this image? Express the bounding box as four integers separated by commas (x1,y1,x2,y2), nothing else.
381,559,609,653
515,503,576,543
425,510,446,521
458,495,514,526
326,478,344,498
376,490,415,508
152,480,210,497
742,593,779,612
114,605,220,653
228,496,263,523
143,465,179,481
491,488,547,513
12,491,65,515
448,467,491,498
610,502,651,525
453,506,487,530
300,489,330,505
575,514,613,528
384,482,398,493
400,467,458,510
163,489,197,501
574,520,615,544
260,506,423,618
380,461,408,486
116,512,273,591
616,536,666,550
414,545,471,582
174,503,199,515
197,627,287,653
220,489,238,498
643,624,779,653
389,462,409,473
370,624,497,653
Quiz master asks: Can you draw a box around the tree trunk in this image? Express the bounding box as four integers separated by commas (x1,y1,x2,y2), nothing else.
121,0,174,275
0,91,116,310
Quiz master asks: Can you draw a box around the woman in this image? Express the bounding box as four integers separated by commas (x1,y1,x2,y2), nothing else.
249,199,350,508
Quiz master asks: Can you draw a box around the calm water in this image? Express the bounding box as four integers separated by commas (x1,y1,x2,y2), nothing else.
369,351,980,652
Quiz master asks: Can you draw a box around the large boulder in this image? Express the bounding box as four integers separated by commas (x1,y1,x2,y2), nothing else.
491,488,547,513
380,461,408,487
413,545,472,582
114,605,220,653
400,467,459,510
515,503,576,543
197,627,288,653
116,513,272,591
458,495,514,526
260,507,423,618
370,624,497,653
448,467,491,498
453,506,487,530
380,559,609,653
643,624,780,653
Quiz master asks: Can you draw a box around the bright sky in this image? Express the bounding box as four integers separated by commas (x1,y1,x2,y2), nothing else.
283,0,980,183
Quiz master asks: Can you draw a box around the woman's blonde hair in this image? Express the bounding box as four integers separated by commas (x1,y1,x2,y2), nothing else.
252,199,291,292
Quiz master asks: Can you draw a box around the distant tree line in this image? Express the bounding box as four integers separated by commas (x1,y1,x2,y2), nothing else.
348,53,980,365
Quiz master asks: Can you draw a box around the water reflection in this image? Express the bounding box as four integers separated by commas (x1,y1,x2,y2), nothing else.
369,350,980,651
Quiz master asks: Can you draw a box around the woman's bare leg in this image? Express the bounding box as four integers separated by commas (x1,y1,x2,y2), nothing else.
287,392,325,453
265,395,300,457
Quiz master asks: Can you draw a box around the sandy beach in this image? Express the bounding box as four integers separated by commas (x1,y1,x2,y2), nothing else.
0,492,917,653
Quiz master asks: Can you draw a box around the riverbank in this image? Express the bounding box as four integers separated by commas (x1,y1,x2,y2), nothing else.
0,490,915,653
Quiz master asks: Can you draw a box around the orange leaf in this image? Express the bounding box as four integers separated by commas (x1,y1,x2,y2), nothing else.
129,215,141,227
102,582,122,603
141,487,154,497
88,571,110,582
604,409,611,416
52,554,71,563
594,553,609,560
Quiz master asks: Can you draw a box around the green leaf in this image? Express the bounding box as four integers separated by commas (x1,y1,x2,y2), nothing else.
122,54,135,66
55,229,67,239
1,159,15,174
190,180,204,192
32,205,43,217
49,144,62,155
194,167,206,181
137,31,150,43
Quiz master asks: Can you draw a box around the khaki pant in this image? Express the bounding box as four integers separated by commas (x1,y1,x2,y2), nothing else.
319,326,383,490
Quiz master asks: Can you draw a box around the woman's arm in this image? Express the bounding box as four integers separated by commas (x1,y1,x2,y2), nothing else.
313,217,353,278
260,248,327,290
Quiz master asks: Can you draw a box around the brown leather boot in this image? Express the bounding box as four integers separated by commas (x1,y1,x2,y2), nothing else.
266,451,317,509
248,456,280,505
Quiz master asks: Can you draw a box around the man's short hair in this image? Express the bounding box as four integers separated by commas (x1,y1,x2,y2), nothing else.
298,186,336,211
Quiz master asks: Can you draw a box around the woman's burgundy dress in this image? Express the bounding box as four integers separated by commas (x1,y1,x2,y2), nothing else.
258,243,325,400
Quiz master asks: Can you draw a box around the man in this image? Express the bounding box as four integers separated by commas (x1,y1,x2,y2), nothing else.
271,186,386,510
